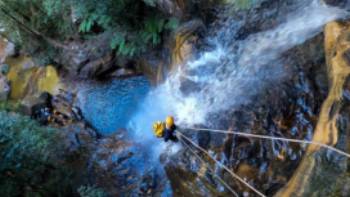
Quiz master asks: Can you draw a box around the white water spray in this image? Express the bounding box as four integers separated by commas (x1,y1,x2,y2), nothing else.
128,0,347,157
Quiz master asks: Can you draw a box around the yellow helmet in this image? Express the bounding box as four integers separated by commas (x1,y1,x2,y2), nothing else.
153,121,165,138
165,116,174,128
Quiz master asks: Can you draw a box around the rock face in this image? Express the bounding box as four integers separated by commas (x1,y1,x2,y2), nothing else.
5,56,62,107
276,21,350,197
3,1,349,196
164,32,329,194
140,19,203,84
57,124,168,196
0,75,10,101
87,131,168,196
323,0,350,8
48,32,114,79
161,1,349,196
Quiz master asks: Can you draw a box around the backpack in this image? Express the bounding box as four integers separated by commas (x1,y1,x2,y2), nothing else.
153,121,165,138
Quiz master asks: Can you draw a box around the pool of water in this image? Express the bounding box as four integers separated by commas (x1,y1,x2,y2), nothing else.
78,76,150,135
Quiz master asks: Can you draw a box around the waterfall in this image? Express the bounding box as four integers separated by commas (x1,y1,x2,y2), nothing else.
128,0,347,150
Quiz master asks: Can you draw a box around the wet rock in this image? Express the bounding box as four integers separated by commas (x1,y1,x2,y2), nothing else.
140,19,204,84
60,122,98,152
163,147,230,197
323,0,350,8
163,2,337,195
170,20,204,69
29,88,83,126
276,21,350,197
87,130,167,196
50,89,83,125
0,75,10,101
55,32,113,79
31,92,53,125
109,68,139,79
155,0,185,18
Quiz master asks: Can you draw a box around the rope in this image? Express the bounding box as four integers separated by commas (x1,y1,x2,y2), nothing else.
177,132,266,197
184,127,350,158
180,137,239,197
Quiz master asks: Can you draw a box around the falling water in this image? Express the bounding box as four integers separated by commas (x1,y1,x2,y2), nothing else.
73,1,348,195
128,0,346,146
77,0,347,166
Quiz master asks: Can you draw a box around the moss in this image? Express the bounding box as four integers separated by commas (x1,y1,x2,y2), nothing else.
5,56,61,100
0,100,22,112
37,65,60,94
300,152,349,197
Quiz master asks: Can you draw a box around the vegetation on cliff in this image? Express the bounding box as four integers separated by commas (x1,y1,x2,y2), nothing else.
0,0,181,64
0,111,102,196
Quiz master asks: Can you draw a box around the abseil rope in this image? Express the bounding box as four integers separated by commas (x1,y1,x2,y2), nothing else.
177,132,267,197
184,127,350,158
180,137,239,197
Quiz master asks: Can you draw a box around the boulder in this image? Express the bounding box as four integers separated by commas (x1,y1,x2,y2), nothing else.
6,56,62,100
55,32,113,79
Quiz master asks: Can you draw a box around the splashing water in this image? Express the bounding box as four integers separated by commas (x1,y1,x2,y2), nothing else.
77,0,348,163
127,0,347,156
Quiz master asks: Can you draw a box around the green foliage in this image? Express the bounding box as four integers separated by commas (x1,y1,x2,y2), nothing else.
108,16,179,57
78,185,107,197
0,101,22,112
0,0,179,61
0,111,76,196
69,0,179,57
0,0,72,65
0,0,181,60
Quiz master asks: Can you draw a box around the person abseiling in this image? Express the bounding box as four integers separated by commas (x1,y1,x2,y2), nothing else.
153,116,178,142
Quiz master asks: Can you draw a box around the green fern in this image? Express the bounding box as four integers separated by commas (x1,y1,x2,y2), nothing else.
0,0,182,60
79,17,95,33
165,17,180,30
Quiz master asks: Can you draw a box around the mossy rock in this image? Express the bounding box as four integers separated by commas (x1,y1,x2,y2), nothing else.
5,56,61,100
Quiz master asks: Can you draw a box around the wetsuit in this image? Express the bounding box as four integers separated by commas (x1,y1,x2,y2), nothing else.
164,125,178,142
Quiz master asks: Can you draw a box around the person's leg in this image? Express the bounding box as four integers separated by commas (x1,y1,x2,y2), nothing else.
170,132,178,142
164,130,170,142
